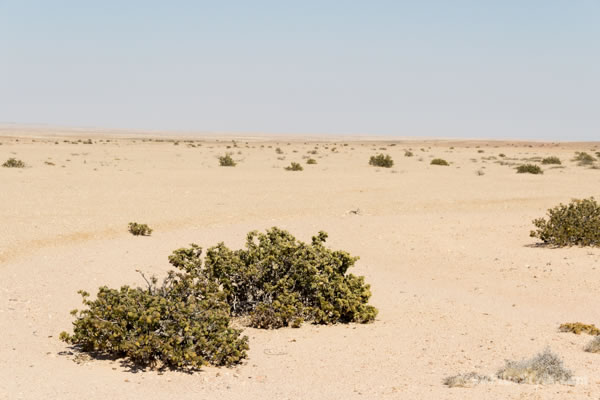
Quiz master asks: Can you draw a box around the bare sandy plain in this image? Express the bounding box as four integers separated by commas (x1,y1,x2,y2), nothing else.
1,127,600,399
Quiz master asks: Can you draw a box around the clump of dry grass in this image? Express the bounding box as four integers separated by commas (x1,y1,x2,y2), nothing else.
496,348,572,384
542,156,561,165
443,372,492,388
585,336,600,353
516,164,543,174
285,162,303,171
559,322,600,335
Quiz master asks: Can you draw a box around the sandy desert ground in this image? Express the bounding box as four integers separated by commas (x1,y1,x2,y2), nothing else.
1,127,600,399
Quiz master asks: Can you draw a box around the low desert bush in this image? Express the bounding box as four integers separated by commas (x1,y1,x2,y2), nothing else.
285,162,303,171
306,158,317,165
2,158,25,168
530,197,600,246
496,348,572,384
369,154,394,168
542,156,561,165
516,164,543,174
275,147,283,154
585,336,600,353
200,227,377,329
404,150,414,157
60,269,248,369
61,228,377,370
444,372,492,388
128,223,153,236
559,322,600,335
573,152,596,166
430,158,449,166
219,153,236,167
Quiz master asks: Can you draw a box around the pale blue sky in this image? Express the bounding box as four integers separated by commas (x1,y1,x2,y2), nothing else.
0,1,598,140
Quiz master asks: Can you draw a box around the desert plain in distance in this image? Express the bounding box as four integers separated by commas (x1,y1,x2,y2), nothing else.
1,126,599,399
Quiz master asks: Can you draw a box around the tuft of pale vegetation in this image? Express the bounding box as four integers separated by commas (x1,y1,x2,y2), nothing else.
444,372,492,388
430,158,449,166
496,348,572,385
573,152,596,166
542,156,561,165
516,164,543,174
306,158,317,165
218,153,236,167
369,153,394,168
128,222,153,236
530,198,600,246
404,150,414,157
2,158,25,168
585,336,600,353
559,322,600,335
285,162,303,171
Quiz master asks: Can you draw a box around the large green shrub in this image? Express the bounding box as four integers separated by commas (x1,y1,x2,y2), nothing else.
369,154,394,168
530,198,600,246
199,228,377,329
61,228,376,369
60,269,248,369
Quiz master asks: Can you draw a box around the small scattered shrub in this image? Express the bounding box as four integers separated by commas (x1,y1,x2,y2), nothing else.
404,150,414,157
369,154,394,168
430,158,449,166
499,153,506,158
516,164,543,174
496,348,572,385
285,162,303,171
306,158,317,165
476,169,485,176
2,158,25,168
128,222,153,236
542,156,561,165
559,322,600,335
444,372,491,388
218,153,236,167
573,152,596,166
275,147,283,154
530,197,600,246
585,336,600,353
